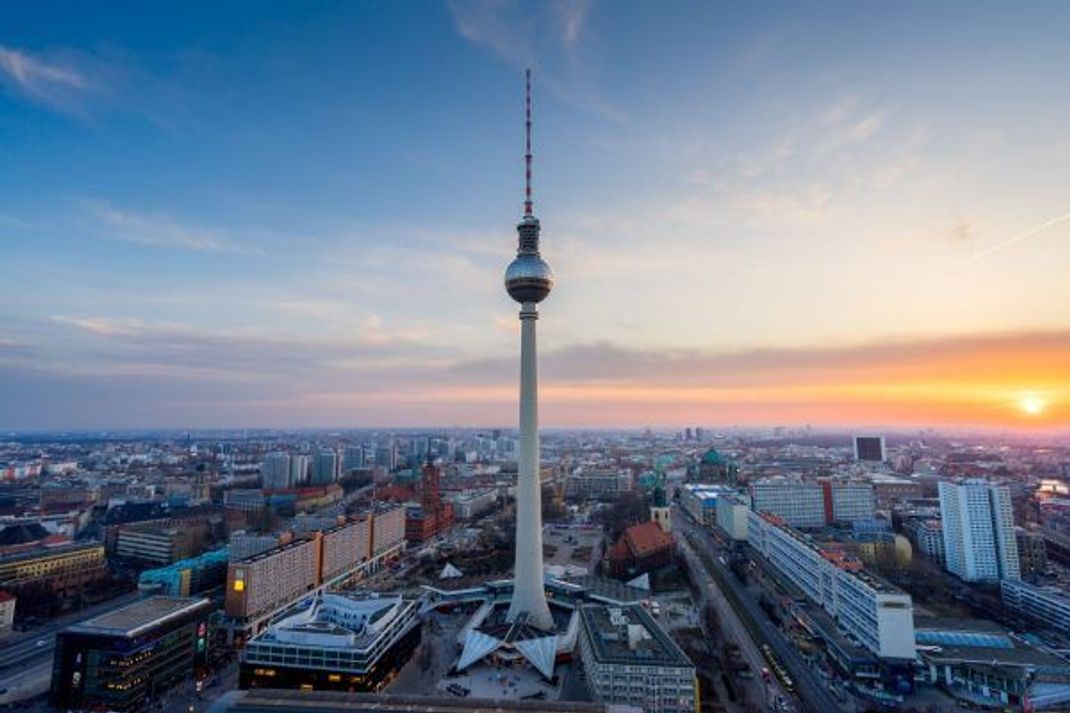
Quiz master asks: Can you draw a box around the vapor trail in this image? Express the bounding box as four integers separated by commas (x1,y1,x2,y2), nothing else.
969,212,1070,260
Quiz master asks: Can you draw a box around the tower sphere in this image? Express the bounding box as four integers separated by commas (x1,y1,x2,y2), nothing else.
505,252,554,303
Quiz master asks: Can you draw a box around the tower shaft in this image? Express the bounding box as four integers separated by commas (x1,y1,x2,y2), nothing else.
506,302,553,629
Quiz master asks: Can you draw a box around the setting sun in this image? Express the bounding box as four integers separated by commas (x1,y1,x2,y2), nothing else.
1017,393,1048,416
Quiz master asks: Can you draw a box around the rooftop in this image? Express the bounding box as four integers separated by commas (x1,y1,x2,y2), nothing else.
579,604,692,668
69,596,212,638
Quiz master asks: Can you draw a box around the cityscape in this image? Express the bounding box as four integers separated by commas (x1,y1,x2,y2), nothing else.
2,4,1070,713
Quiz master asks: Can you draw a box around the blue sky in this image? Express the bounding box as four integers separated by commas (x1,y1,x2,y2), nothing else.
2,1,1070,429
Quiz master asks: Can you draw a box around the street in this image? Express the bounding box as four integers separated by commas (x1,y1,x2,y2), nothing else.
675,506,847,713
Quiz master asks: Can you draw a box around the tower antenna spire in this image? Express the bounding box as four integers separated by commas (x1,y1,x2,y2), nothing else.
524,67,534,217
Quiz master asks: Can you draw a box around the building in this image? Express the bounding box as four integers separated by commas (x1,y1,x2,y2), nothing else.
229,531,283,561
450,489,497,520
695,448,735,481
605,520,676,577
904,518,944,564
224,488,267,514
320,517,372,584
577,604,697,713
289,455,310,487
138,547,230,597
566,468,633,501
50,596,213,712
261,452,291,490
240,592,420,692
404,461,455,544
915,616,1070,709
224,507,407,641
0,590,14,633
939,480,1020,582
868,473,925,509
715,494,750,541
311,450,338,485
679,484,730,527
747,511,915,661
226,538,321,628
827,481,877,524
1001,579,1070,634
343,446,366,472
750,479,825,527
854,435,886,462
114,524,204,566
1015,526,1048,578
0,541,109,604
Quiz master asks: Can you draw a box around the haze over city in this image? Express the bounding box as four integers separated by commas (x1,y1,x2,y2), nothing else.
2,1,1069,430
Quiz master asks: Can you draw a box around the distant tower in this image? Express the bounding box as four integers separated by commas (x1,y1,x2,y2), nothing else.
504,69,554,630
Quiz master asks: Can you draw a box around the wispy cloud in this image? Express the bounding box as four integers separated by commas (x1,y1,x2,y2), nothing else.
83,201,262,254
446,0,624,122
969,212,1070,260
0,44,90,114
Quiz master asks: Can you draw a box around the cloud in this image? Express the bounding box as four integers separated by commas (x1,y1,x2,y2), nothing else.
83,201,262,254
0,44,90,114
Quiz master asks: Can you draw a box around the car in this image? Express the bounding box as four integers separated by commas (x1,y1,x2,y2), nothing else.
36,639,46,647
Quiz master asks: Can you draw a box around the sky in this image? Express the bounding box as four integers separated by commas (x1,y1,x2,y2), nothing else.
1,1,1069,431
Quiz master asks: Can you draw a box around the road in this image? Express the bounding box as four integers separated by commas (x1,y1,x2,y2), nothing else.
675,508,846,713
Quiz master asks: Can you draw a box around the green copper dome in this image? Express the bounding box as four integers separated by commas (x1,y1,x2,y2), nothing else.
700,448,725,466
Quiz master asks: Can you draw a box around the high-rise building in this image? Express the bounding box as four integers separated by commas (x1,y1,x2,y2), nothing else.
261,452,291,490
503,69,554,630
939,479,1020,582
311,450,338,485
289,454,310,487
343,445,365,472
854,435,886,462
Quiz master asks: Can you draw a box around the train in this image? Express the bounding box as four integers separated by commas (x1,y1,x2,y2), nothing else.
759,643,795,693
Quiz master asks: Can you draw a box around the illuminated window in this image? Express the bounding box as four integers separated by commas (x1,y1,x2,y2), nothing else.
233,579,245,592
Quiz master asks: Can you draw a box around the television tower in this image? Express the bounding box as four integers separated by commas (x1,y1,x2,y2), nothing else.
504,68,554,630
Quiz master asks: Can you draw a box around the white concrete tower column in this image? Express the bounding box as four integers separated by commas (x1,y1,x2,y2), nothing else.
506,302,553,629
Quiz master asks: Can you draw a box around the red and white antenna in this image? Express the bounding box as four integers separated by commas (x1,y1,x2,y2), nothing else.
524,67,534,217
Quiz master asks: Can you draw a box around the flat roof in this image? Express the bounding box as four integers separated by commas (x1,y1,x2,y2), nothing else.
68,596,212,638
579,603,692,668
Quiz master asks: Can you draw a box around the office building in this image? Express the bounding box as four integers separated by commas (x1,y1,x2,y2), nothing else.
679,484,731,527
262,452,291,490
715,494,750,541
577,604,697,713
289,454,310,487
854,435,886,462
240,593,420,692
343,446,365,472
138,547,229,597
1001,579,1070,634
1015,527,1048,577
904,519,944,564
748,511,915,661
224,506,407,641
939,480,1020,582
750,479,875,528
450,489,497,519
0,541,109,604
565,468,633,502
50,597,213,712
114,524,203,566
750,479,825,527
311,450,338,485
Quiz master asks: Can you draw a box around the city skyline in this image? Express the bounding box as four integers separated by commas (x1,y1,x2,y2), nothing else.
2,2,1070,430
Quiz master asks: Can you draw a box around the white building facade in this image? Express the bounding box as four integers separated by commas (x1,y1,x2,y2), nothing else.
939,480,1020,582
